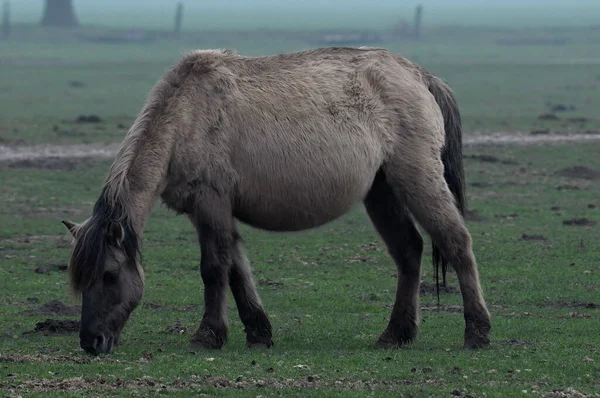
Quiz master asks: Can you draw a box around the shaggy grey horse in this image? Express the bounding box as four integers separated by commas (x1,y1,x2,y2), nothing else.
62,47,491,355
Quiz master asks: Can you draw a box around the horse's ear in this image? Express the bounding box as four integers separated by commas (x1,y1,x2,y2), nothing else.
106,221,124,248
61,220,80,237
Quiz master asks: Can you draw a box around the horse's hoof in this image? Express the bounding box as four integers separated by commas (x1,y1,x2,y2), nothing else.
374,338,400,349
189,329,225,350
246,340,273,349
374,327,416,349
463,336,490,349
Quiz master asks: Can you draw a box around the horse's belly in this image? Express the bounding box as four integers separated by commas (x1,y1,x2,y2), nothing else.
234,163,378,232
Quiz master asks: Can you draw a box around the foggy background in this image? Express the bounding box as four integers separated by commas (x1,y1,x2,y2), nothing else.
10,0,600,30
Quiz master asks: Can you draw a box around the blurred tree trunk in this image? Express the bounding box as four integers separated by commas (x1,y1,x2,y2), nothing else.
40,0,78,27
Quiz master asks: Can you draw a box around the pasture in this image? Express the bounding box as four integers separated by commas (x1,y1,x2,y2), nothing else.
1,8,599,397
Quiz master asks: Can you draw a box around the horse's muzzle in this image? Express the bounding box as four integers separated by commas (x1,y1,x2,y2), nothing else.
80,333,113,355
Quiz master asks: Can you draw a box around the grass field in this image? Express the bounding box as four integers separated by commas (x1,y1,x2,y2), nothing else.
1,12,599,397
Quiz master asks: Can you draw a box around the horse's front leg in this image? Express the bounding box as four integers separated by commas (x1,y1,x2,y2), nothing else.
189,218,235,350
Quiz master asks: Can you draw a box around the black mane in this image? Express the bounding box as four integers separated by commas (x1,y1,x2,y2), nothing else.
69,187,141,292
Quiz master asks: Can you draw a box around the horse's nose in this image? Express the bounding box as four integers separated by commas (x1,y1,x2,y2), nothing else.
80,333,105,355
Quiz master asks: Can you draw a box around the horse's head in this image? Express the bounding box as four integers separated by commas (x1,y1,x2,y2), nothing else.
63,217,144,355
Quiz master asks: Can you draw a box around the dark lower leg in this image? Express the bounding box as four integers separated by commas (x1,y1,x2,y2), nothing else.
364,178,423,348
190,227,233,350
432,228,491,348
376,233,422,347
229,242,272,348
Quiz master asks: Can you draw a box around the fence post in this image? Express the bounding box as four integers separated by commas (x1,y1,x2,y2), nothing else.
414,4,423,40
174,2,183,36
2,1,10,39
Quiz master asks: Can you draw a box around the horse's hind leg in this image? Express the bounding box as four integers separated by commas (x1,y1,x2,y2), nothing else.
229,233,273,348
384,156,491,348
364,173,423,347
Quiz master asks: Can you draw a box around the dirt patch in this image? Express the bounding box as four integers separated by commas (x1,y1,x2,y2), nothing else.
0,374,443,394
556,184,584,191
0,354,91,364
464,209,487,222
22,319,80,335
470,181,492,188
20,300,79,317
495,212,519,219
549,104,576,113
0,156,100,171
519,234,548,242
530,129,550,135
421,303,463,312
34,264,68,274
74,114,103,123
541,388,598,398
567,117,589,124
496,338,533,346
258,278,284,287
563,218,596,227
538,113,560,121
464,132,600,147
556,166,600,180
464,154,518,165
548,301,598,309
161,320,189,334
420,281,459,296
143,302,163,310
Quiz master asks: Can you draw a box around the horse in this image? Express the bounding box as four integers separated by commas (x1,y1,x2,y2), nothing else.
62,46,491,355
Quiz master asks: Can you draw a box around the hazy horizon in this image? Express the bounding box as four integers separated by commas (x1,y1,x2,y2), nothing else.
8,0,600,31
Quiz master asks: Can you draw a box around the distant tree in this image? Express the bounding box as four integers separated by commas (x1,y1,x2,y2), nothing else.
40,0,78,27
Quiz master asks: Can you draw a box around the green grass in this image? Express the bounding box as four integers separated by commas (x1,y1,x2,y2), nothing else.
1,24,600,145
1,142,599,396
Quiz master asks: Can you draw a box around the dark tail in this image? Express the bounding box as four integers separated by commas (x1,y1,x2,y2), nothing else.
426,74,467,303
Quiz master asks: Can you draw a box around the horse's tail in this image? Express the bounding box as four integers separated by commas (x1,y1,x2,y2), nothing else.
425,74,467,302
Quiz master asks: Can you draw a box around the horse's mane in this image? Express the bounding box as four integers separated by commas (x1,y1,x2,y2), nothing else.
68,49,237,293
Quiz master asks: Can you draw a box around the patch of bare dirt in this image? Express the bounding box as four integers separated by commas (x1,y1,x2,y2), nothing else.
464,154,518,165
258,278,284,287
74,114,103,124
421,303,463,312
538,113,560,121
556,166,600,180
419,281,459,296
464,209,487,222
22,319,80,335
556,184,584,191
0,354,92,364
464,131,600,147
548,301,598,309
20,300,79,317
530,129,550,135
563,218,596,227
161,320,189,334
496,339,533,346
0,156,100,171
541,389,599,398
0,374,443,394
34,264,68,274
470,181,492,188
142,302,163,310
519,234,548,242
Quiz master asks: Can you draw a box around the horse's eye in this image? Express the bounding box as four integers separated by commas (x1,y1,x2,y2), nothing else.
103,272,119,285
